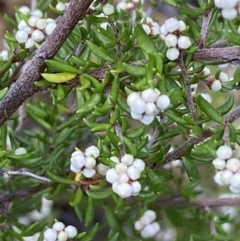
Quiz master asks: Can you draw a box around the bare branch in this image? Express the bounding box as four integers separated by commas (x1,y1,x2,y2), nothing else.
179,52,199,122
0,0,93,126
199,8,215,48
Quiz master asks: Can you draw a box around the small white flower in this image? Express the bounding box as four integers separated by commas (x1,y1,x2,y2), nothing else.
219,72,229,82
166,47,180,61
141,223,160,238
164,18,179,33
221,8,238,20
226,158,240,172
45,22,57,35
131,181,141,195
36,19,47,30
70,151,85,170
131,111,142,120
28,16,40,27
117,172,129,183
160,24,168,36
32,9,43,18
85,145,100,158
121,154,134,166
31,29,45,42
142,24,151,35
177,36,191,49
214,0,237,8
156,95,170,110
14,147,27,155
132,159,145,171
15,30,28,43
141,88,160,102
65,225,77,238
56,2,66,11
127,165,141,180
52,222,65,231
58,231,68,241
103,3,115,15
216,145,233,160
140,114,154,125
164,34,178,48
115,162,128,174
84,156,96,169
116,182,133,198
110,156,120,164
212,158,226,170
106,168,119,183
130,97,146,115
82,168,96,178
18,20,27,30
144,210,157,222
19,6,30,14
230,173,240,190
214,171,225,186
220,170,233,185
135,220,144,231
44,228,57,241
210,79,222,92
0,50,8,61
97,163,110,176
178,20,187,32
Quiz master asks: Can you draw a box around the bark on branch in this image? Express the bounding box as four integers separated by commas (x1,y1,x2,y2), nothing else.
0,0,93,126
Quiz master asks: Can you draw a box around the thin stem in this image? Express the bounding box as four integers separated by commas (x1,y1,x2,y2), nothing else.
204,206,217,236
0,168,51,182
223,123,230,146
199,8,214,48
179,52,199,122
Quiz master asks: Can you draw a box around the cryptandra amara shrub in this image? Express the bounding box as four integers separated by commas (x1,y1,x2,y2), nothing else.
2,0,240,240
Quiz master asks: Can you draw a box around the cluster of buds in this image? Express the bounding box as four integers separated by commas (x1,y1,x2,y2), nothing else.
205,71,230,92
213,145,240,193
141,17,161,36
160,18,191,61
127,88,170,125
70,145,101,178
15,6,56,49
106,154,145,198
214,0,240,20
117,0,144,12
43,222,77,241
134,210,160,238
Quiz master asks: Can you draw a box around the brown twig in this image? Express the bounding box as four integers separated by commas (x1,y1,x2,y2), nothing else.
199,8,215,48
0,0,93,126
179,52,199,122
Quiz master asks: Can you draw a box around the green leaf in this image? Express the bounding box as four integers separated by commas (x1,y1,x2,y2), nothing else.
178,5,204,16
69,187,83,206
45,59,79,73
85,197,94,225
41,72,77,83
182,157,200,181
86,40,117,62
86,186,113,199
147,168,166,194
21,220,47,236
196,95,223,123
81,223,99,241
134,25,158,54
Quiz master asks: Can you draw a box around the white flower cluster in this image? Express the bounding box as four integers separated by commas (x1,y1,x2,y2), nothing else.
117,0,144,12
141,17,161,36
207,71,230,92
106,154,145,198
55,2,69,12
214,0,240,20
160,18,191,61
15,6,56,49
127,88,170,125
213,145,240,193
134,210,160,239
70,145,107,178
44,222,77,241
